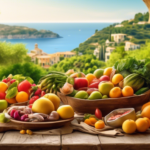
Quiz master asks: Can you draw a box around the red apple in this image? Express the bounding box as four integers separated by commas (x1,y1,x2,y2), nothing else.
74,78,88,90
99,75,110,82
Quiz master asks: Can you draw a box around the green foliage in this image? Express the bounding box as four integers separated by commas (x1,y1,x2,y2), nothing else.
0,42,30,65
107,41,150,67
0,62,47,84
49,55,106,74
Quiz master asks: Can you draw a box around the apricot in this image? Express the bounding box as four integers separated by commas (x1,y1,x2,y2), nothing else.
143,117,150,128
122,86,134,97
109,87,122,98
112,74,123,85
103,67,113,77
122,119,136,134
136,118,149,132
86,74,96,85
141,105,150,119
95,120,105,129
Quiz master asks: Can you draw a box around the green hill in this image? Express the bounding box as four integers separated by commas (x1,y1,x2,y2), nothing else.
0,24,60,39
72,12,150,55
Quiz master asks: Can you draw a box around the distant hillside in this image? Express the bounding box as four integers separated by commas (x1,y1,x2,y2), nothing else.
0,24,60,39
72,12,150,55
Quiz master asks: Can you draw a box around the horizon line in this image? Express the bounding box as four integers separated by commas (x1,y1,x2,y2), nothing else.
0,20,121,23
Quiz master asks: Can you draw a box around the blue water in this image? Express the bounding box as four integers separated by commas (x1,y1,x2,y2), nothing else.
0,23,112,54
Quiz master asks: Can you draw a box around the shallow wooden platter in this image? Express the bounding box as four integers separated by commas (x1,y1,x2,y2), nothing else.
58,90,150,116
0,117,74,132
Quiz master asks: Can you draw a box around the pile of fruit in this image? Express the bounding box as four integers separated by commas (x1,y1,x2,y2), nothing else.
83,102,150,134
0,74,47,112
0,93,74,123
58,67,149,100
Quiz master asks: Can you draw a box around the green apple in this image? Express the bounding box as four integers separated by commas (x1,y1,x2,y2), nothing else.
74,91,88,99
0,100,8,112
0,113,10,123
98,82,114,96
88,91,102,100
102,95,108,99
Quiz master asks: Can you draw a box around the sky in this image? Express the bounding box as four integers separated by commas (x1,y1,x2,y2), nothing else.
0,0,149,23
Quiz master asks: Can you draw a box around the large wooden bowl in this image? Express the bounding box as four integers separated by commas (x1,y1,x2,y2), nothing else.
58,90,150,116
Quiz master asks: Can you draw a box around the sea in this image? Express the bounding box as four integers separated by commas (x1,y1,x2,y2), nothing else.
0,23,112,54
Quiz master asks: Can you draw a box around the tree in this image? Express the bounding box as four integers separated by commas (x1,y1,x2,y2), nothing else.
95,29,98,33
0,42,29,66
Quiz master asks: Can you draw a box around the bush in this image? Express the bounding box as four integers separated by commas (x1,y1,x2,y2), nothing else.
0,62,47,84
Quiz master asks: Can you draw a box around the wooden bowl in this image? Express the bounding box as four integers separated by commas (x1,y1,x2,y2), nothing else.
57,90,150,116
8,117,74,131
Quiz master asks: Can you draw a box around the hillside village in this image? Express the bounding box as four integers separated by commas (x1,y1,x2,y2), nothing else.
28,44,75,69
77,0,150,62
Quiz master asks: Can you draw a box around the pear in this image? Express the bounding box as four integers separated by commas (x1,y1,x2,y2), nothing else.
88,91,102,100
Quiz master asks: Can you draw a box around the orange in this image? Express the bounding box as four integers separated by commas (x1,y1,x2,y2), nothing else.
84,118,97,126
103,67,113,77
112,74,124,85
0,82,8,93
143,117,150,128
16,91,29,103
109,87,122,98
5,97,17,104
122,86,134,97
141,102,150,111
122,119,136,134
141,105,150,119
86,74,96,85
95,120,105,129
135,118,149,132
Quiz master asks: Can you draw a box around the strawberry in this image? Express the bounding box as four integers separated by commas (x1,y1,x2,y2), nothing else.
41,91,46,97
34,88,42,96
10,79,16,84
29,96,39,104
2,79,8,83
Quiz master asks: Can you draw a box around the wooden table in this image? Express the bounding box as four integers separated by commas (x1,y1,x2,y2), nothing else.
1,125,150,150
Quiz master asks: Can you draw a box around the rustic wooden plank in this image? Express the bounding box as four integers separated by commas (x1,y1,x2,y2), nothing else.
0,133,4,141
99,133,150,150
62,131,101,150
0,131,60,150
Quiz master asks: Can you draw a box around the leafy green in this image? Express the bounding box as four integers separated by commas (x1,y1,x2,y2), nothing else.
114,57,150,86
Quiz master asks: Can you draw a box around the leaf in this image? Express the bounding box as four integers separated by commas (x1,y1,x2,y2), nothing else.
7,81,18,92
6,87,18,99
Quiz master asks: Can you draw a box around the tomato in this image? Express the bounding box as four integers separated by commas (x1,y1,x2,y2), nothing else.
0,92,6,99
18,80,32,93
95,108,102,119
74,78,88,90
